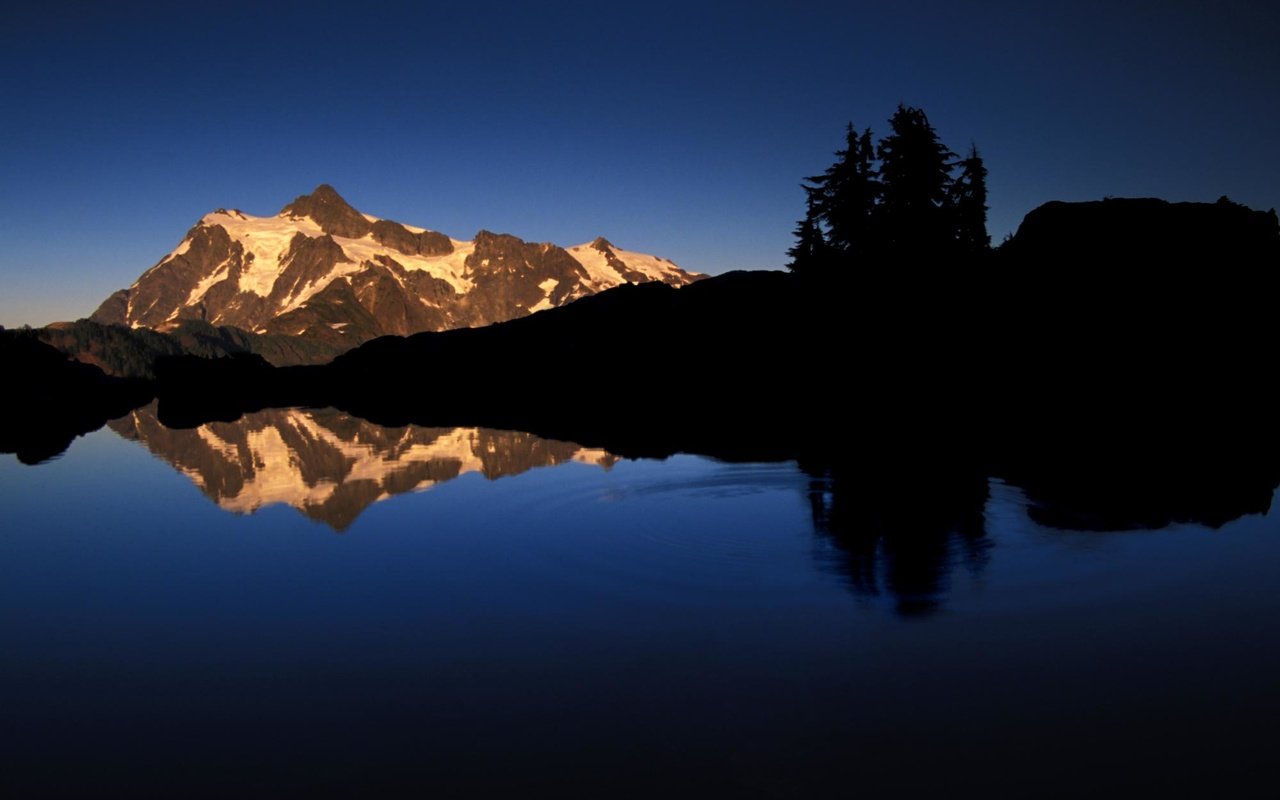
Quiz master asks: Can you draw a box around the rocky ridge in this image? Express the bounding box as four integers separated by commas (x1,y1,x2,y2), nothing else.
91,184,701,351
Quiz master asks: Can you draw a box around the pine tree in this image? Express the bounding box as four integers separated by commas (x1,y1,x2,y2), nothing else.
787,187,829,274
788,123,878,276
819,124,879,260
876,105,956,259
950,144,990,257
789,106,987,273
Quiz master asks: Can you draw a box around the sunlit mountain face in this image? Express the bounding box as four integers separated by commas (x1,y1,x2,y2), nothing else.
108,404,618,530
89,185,701,355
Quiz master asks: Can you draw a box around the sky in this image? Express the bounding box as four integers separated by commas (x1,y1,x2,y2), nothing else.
1,0,1277,326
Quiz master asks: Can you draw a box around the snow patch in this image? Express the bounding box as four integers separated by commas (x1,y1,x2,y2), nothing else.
334,233,474,294
612,245,688,282
182,210,474,315
528,277,560,313
185,257,232,307
566,241,689,290
192,210,327,297
565,243,625,290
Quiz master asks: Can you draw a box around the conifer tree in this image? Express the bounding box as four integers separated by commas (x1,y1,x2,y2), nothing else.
789,106,987,274
950,144,990,256
875,105,955,258
818,124,879,259
787,188,829,274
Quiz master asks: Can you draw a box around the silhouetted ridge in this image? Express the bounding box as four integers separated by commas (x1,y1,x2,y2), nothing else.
0,331,152,463
34,318,350,378
999,196,1280,266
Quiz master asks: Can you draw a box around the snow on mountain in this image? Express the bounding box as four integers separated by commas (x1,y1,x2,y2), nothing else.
566,238,692,290
91,185,702,352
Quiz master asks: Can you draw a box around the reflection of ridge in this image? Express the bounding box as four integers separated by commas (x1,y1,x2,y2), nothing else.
806,454,1280,616
109,404,619,530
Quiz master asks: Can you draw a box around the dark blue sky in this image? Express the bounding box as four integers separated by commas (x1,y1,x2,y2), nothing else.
2,1,1277,325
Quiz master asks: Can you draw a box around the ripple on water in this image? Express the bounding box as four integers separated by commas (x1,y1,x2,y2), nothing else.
509,458,828,603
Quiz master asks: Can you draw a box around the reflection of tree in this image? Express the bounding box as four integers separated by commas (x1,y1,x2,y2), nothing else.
804,448,1280,616
805,462,991,616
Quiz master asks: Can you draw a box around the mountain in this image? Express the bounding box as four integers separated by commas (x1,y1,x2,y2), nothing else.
90,185,701,349
109,404,619,530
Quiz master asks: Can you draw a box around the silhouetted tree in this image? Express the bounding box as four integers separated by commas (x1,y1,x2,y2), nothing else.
787,189,830,274
818,124,880,259
788,123,880,274
790,106,989,277
876,105,956,259
950,144,990,257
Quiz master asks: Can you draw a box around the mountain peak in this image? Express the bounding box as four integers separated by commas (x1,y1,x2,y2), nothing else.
279,184,371,238
90,187,703,346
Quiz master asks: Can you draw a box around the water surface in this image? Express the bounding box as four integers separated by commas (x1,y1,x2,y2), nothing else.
2,409,1277,797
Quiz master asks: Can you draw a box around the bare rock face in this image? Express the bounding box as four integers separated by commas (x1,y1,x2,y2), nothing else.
92,290,130,325
91,185,704,362
461,231,591,327
279,184,372,239
370,219,454,257
266,234,350,312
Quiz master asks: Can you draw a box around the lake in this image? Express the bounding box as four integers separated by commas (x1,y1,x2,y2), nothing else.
3,406,1278,797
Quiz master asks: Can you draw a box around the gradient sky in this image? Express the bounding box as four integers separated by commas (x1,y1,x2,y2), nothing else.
2,1,1277,326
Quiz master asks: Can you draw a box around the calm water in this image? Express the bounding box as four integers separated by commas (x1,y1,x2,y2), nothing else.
3,408,1278,797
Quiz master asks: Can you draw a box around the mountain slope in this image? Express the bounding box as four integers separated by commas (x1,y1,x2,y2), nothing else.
91,185,701,348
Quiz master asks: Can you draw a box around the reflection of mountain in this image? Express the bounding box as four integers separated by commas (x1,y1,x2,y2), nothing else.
109,405,617,530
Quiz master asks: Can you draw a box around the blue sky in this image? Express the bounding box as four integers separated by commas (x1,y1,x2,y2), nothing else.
2,1,1277,326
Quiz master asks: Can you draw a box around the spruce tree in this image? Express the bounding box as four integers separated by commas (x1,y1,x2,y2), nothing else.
819,124,879,260
876,105,955,259
789,106,986,272
787,188,829,274
950,144,990,257
788,123,879,276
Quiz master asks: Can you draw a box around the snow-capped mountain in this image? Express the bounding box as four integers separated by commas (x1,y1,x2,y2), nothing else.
91,185,701,346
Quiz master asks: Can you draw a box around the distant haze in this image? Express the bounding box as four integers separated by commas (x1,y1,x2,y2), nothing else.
2,1,1277,326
